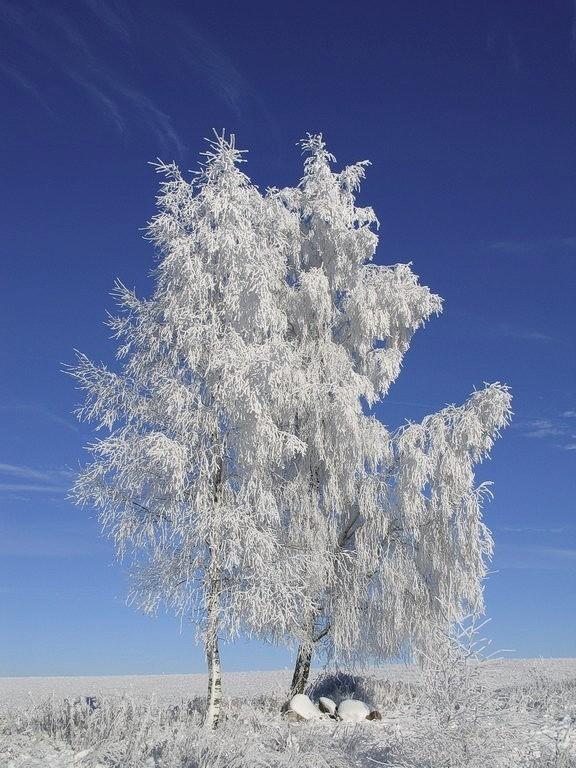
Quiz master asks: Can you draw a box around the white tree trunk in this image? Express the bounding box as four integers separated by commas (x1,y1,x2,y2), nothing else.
204,567,222,728
205,631,222,729
204,448,223,729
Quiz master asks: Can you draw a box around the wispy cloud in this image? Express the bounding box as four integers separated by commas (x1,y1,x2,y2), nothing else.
81,0,266,123
524,419,564,439
0,463,72,483
0,483,66,493
493,324,558,344
175,26,256,119
450,311,565,349
496,525,574,535
0,535,104,557
495,544,576,571
0,403,79,432
490,237,576,256
81,0,134,43
516,411,576,451
0,462,72,495
0,0,184,154
0,59,53,114
536,546,576,561
0,0,279,158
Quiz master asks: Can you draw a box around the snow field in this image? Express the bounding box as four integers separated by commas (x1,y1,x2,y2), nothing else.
1,659,575,767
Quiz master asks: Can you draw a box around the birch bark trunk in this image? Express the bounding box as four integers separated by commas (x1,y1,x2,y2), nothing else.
204,445,223,729
204,584,222,729
289,638,314,696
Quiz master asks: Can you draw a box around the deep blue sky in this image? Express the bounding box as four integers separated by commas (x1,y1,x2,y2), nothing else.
0,0,575,676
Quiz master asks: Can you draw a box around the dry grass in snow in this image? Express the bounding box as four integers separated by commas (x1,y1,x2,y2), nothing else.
1,659,575,768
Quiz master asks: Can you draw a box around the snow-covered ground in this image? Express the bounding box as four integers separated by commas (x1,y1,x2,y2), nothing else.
1,659,575,767
2,658,574,711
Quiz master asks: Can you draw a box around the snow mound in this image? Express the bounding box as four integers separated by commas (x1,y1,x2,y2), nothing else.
318,696,337,716
287,693,324,720
337,699,371,722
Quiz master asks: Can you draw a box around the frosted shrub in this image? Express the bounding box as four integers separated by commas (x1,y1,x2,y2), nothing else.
308,671,378,708
512,671,576,720
397,615,518,768
308,669,418,713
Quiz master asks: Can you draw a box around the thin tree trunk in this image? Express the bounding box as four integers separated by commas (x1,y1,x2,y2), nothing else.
290,639,313,696
204,444,223,729
205,628,222,728
289,458,320,697
288,507,363,695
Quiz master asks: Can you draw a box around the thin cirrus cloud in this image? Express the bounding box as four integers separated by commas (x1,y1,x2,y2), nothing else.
516,412,576,451
0,0,275,157
490,237,576,255
453,311,561,346
496,525,574,534
495,544,576,571
0,59,54,114
0,462,72,495
83,0,255,117
81,0,134,43
524,419,565,439
0,534,101,558
0,0,184,154
83,0,280,138
0,403,79,433
493,324,558,344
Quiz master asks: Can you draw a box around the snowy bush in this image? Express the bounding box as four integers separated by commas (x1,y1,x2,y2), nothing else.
511,671,576,721
307,671,375,710
308,669,418,712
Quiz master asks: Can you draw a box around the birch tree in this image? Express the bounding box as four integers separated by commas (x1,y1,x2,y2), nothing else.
71,134,309,727
71,131,512,709
270,136,512,693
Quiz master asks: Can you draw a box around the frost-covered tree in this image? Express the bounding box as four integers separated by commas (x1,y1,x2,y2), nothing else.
70,134,310,727
71,131,511,712
268,136,512,693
